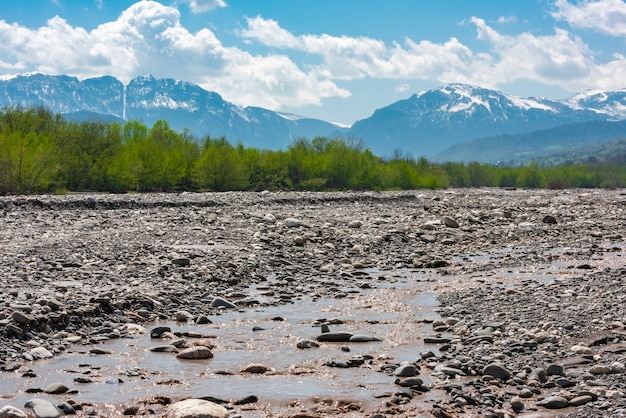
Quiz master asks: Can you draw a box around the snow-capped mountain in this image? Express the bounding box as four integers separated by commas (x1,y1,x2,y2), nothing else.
350,83,626,157
0,73,345,149
0,74,624,158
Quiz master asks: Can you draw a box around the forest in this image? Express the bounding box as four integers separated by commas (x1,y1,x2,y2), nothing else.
1,106,625,195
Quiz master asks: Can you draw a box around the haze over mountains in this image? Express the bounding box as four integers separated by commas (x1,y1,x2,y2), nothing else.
1,73,625,162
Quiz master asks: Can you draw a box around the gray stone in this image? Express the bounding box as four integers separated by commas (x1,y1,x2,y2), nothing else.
536,396,569,409
316,331,353,342
150,326,172,338
443,216,459,228
241,363,269,374
589,365,612,375
172,258,191,267
296,339,320,349
175,310,193,321
610,361,625,373
176,346,213,360
29,347,53,360
482,363,511,381
0,406,27,418
44,382,68,394
395,376,423,387
510,396,524,411
23,399,62,418
546,363,564,376
349,334,381,342
210,297,236,309
393,364,418,377
164,398,228,418
149,345,180,353
12,311,30,325
284,218,302,228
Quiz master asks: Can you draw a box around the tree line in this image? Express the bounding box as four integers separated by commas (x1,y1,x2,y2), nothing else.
0,106,625,195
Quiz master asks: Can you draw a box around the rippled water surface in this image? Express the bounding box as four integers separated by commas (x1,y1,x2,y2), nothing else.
0,272,445,415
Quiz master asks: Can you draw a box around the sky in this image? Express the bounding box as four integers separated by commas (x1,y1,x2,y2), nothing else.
0,0,625,126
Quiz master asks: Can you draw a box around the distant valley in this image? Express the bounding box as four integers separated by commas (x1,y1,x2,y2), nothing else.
1,73,625,163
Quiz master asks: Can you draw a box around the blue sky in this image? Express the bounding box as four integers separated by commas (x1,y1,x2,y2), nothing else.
0,0,625,125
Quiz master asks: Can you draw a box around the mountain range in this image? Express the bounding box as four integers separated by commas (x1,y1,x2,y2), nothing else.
1,73,625,162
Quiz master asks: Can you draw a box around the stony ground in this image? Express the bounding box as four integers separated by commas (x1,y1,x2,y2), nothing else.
0,189,625,417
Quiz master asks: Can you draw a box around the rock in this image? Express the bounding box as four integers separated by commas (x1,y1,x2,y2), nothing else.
44,382,68,394
284,218,302,228
510,396,524,411
150,345,180,353
546,363,564,376
519,388,533,398
23,399,62,418
262,213,276,223
175,311,194,322
393,364,418,377
570,345,593,354
536,395,569,409
29,347,53,360
420,234,436,243
241,363,269,374
482,363,511,381
610,361,625,373
0,406,27,418
395,376,423,387
12,311,30,325
349,334,381,342
348,220,362,228
210,297,236,309
443,216,459,228
233,395,258,405
542,215,558,224
176,346,213,360
150,326,172,338
164,398,228,418
589,364,613,375
316,331,353,342
172,258,191,267
296,339,320,349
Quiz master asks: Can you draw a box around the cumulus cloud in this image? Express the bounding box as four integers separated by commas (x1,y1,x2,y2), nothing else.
0,1,347,110
178,0,227,14
241,14,626,93
552,0,626,37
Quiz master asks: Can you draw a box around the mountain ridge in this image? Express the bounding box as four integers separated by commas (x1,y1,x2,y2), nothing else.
0,73,625,159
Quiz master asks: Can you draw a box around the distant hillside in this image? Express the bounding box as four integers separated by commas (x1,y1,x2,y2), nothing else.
534,137,626,166
433,120,626,164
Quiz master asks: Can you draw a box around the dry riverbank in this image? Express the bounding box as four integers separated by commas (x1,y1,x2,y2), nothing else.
0,189,625,417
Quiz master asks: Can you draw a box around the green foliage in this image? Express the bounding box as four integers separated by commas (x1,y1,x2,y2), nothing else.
1,106,626,195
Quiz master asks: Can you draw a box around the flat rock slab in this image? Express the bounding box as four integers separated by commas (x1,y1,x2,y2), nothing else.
316,331,353,342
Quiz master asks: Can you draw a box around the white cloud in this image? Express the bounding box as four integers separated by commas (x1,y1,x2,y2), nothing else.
241,14,626,93
496,15,518,24
552,0,626,37
178,0,227,14
395,83,410,93
0,1,347,110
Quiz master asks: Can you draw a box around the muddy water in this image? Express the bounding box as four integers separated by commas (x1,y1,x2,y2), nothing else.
0,271,445,415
